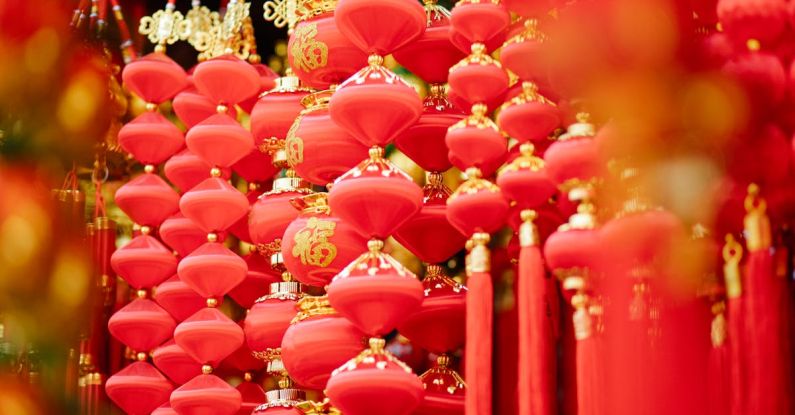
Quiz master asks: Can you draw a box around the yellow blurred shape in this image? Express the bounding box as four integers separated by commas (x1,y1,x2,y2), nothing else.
0,215,41,268
24,28,60,75
49,251,90,309
681,76,747,141
57,71,102,133
0,390,39,415
611,0,678,66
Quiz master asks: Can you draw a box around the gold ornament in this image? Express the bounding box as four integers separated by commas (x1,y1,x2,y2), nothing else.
292,217,337,267
290,22,329,73
139,5,190,52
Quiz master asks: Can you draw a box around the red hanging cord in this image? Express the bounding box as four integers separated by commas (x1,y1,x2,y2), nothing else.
517,210,556,415
742,184,792,414
465,232,493,415
109,0,138,63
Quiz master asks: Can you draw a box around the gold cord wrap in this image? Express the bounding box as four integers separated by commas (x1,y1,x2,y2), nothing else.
519,209,539,247
711,301,727,347
743,183,771,252
466,232,491,275
722,234,743,299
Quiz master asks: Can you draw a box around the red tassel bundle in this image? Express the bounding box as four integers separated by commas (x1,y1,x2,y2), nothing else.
741,184,792,414
517,211,556,415
723,234,744,415
465,232,494,415
572,289,603,415
707,300,729,415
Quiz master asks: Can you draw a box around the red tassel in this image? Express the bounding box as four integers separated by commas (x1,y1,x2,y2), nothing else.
465,232,493,415
518,211,556,415
572,292,603,415
707,301,729,415
722,234,744,415
742,185,792,414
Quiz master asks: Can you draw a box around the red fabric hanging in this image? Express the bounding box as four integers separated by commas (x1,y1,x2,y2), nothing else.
517,212,556,415
464,233,492,415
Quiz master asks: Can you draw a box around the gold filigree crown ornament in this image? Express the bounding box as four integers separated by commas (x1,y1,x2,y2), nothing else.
139,2,190,52
185,1,221,52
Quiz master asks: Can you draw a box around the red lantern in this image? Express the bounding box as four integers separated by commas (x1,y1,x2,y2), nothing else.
414,356,466,415
393,2,466,85
281,296,365,390
106,361,174,415
153,340,204,385
160,213,206,258
394,87,465,174
448,51,509,112
111,234,178,289
445,105,508,176
722,49,786,113
179,176,249,233
244,282,303,360
154,275,209,323
281,193,369,287
228,253,282,309
717,0,788,45
153,403,179,415
288,4,369,89
108,297,176,353
164,149,229,194
285,90,370,186
329,59,423,149
328,148,423,238
327,240,424,337
543,113,603,189
170,372,242,415
122,53,188,104
446,169,509,236
177,241,247,299
251,388,306,414
192,55,261,106
174,307,245,367
232,149,280,185
115,172,180,227
500,19,548,84
335,0,426,56
185,113,255,168
497,84,560,144
497,143,557,218
118,111,184,165
236,379,267,415
397,265,466,354
393,174,467,265
326,338,424,415
249,176,313,255
174,87,236,130
449,0,510,50
250,75,311,150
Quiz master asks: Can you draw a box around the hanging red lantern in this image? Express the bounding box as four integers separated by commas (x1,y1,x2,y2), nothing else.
327,239,424,337
497,83,560,144
249,175,313,256
445,104,508,176
288,1,369,89
174,87,236,130
160,213,206,258
221,334,267,376
252,384,306,415
154,275,209,323
447,48,509,112
717,0,788,45
245,281,303,361
250,75,312,152
179,176,249,233
500,19,548,85
326,338,424,415
110,233,178,289
122,52,188,105
497,143,557,218
544,113,603,189
393,1,466,86
446,169,509,237
449,0,510,52
232,149,280,186
329,56,423,149
414,355,465,415
177,240,247,300
236,377,267,415
393,173,467,265
335,0,426,56
108,297,176,353
228,253,282,309
118,111,184,166
164,149,229,194
174,307,245,367
285,90,370,186
170,371,242,415
281,296,365,390
239,63,281,114
153,340,204,385
106,361,174,415
185,112,255,169
397,265,466,354
328,148,423,238
281,193,369,287
394,86,465,174
192,55,261,106
115,172,180,227
722,48,786,113
153,403,180,415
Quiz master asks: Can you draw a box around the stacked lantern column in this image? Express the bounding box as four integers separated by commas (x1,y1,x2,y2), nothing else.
105,51,190,415
444,2,512,415
168,54,263,415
